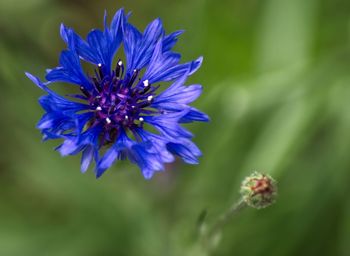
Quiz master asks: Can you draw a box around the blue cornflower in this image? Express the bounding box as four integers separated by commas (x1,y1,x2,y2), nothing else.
26,9,209,179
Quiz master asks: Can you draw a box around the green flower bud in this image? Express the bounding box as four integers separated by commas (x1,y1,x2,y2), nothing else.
240,172,277,209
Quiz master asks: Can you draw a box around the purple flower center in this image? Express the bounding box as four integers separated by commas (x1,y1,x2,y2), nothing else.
81,61,158,144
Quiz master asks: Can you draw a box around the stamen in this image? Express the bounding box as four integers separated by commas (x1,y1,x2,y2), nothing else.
143,80,149,87
125,115,129,120
105,117,112,124
97,63,104,79
80,86,90,97
96,106,102,111
115,60,123,78
127,69,139,87
118,60,124,77
139,117,144,122
138,95,154,108
92,77,102,92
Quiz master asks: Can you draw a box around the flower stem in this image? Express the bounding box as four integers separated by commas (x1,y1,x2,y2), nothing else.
207,198,246,240
192,198,246,255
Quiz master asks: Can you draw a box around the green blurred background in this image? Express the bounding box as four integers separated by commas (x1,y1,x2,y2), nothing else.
1,0,350,255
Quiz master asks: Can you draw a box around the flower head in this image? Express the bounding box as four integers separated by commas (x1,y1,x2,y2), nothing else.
26,9,209,179
240,172,277,209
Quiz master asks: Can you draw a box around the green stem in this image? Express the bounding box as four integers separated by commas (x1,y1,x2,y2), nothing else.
196,198,246,255
208,198,246,239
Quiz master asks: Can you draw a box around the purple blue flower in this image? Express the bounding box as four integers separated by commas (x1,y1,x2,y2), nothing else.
26,8,209,179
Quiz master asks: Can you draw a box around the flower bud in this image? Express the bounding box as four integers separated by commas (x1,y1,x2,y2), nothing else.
240,172,277,209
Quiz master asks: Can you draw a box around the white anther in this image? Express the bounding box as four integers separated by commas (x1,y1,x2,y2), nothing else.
139,117,144,122
147,95,153,102
118,60,123,66
105,117,111,124
143,80,149,87
98,63,102,67
96,106,102,111
131,105,136,109
133,69,137,73
125,115,129,120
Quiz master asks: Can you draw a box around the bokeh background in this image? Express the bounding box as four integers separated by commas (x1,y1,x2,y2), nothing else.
1,0,350,255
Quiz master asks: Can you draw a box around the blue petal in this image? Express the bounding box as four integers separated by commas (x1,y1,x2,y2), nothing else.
134,128,174,163
142,169,155,179
133,18,164,69
151,56,203,83
96,130,165,179
101,9,125,73
128,143,164,179
26,73,90,114
57,124,102,156
39,94,89,114
57,138,82,156
40,112,90,142
96,130,129,178
60,9,125,74
109,9,124,36
123,22,142,73
25,72,52,92
143,39,203,83
96,139,124,177
180,107,210,123
166,139,202,164
37,112,74,132
41,130,67,141
96,147,120,177
60,24,98,65
144,111,192,139
128,141,165,180
87,30,109,64
142,40,180,82
162,30,184,52
81,146,94,173
153,75,202,106
60,23,69,42
123,18,164,73
41,109,87,139
37,113,55,130
46,50,93,91
44,121,71,140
